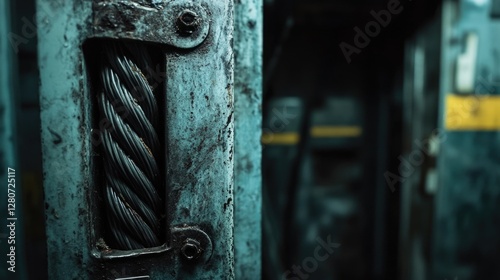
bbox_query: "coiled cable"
[98,41,163,250]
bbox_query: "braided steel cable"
[98,41,163,250]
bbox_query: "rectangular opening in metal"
[84,39,167,253]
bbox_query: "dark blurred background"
[262,0,500,279]
[3,0,500,279]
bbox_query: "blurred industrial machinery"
[262,0,500,280]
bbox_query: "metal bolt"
[181,238,202,261]
[177,10,199,36]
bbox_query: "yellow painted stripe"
[445,94,500,130]
[262,132,300,145]
[310,126,362,138]
[262,126,363,145]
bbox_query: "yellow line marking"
[310,126,362,138]
[262,126,362,145]
[445,94,500,130]
[262,132,299,145]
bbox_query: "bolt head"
[177,10,199,36]
[181,238,202,261]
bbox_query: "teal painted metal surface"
[0,0,27,279]
[433,0,500,279]
[38,0,235,278]
[37,1,96,278]
[233,0,263,278]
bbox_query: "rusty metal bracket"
[92,0,210,49]
[172,226,213,264]
[92,225,213,263]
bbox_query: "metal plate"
[92,1,210,49]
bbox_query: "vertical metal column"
[234,0,263,278]
[38,0,235,279]
[433,0,500,279]
[0,0,27,279]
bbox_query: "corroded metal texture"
[164,0,235,275]
[37,0,95,278]
[38,0,234,278]
[92,0,210,48]
[233,0,263,278]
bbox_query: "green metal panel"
[233,0,263,278]
[0,0,27,279]
[433,0,500,279]
[38,0,235,279]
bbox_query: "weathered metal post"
[233,0,263,278]
[0,1,27,279]
[38,0,235,278]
